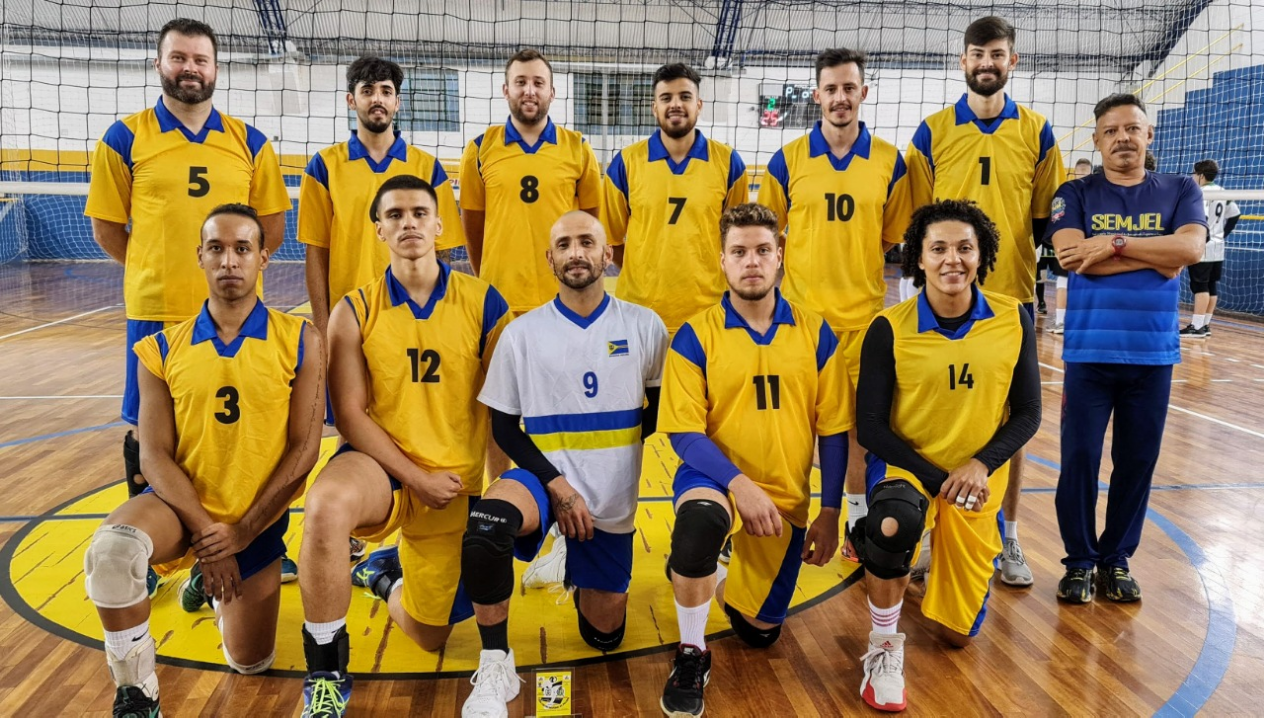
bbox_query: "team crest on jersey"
[608,339,629,357]
[1051,196,1066,222]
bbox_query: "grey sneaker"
[999,538,1033,586]
[1049,322,1065,335]
[909,532,931,582]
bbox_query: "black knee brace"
[724,603,782,648]
[669,499,731,579]
[123,430,145,498]
[862,480,928,580]
[576,601,626,652]
[462,499,522,605]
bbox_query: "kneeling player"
[657,204,852,717]
[854,200,1040,711]
[460,212,667,717]
[297,175,509,717]
[83,204,324,716]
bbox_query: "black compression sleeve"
[855,316,950,495]
[641,386,661,440]
[1033,217,1052,249]
[1223,215,1239,238]
[972,307,1043,473]
[490,408,562,484]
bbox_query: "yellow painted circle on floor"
[1,435,858,677]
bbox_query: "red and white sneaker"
[860,631,906,712]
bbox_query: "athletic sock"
[675,600,710,650]
[388,577,404,598]
[846,493,869,531]
[1192,314,1207,329]
[304,618,346,646]
[1005,520,1018,542]
[477,619,510,653]
[104,620,151,662]
[869,599,902,635]
[1055,308,1066,324]
[714,561,729,586]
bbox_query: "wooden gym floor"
[0,261,1261,717]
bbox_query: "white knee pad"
[85,524,154,609]
[224,647,275,675]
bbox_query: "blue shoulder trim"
[727,148,748,190]
[1037,120,1056,166]
[888,151,908,200]
[766,150,790,194]
[607,152,630,200]
[304,153,330,190]
[155,332,170,363]
[245,124,268,159]
[101,121,135,172]
[816,319,839,372]
[480,285,510,358]
[343,295,360,328]
[670,323,707,374]
[431,160,450,186]
[911,122,935,175]
[295,323,306,374]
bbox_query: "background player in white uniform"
[1183,159,1241,338]
[460,211,667,718]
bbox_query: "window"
[348,67,458,133]
[573,72,656,136]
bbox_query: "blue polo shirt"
[1050,171,1205,365]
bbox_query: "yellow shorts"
[354,488,475,627]
[907,464,1010,636]
[722,510,807,625]
[833,328,866,393]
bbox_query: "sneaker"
[301,672,352,718]
[860,631,906,712]
[179,564,205,612]
[718,537,733,565]
[281,554,299,583]
[999,538,1034,587]
[1096,566,1142,602]
[113,685,161,718]
[522,533,567,589]
[462,649,522,718]
[1056,567,1095,604]
[349,537,368,563]
[352,546,402,601]
[146,568,161,599]
[660,644,711,717]
[909,532,931,582]
[1049,322,1065,335]
[1037,301,1048,315]
[842,518,865,564]
[1179,324,1206,339]
[108,635,161,718]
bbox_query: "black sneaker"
[1096,566,1142,602]
[113,685,161,718]
[1179,324,1206,339]
[718,537,733,565]
[1056,567,1095,604]
[661,644,711,717]
[1037,301,1048,315]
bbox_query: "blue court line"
[0,421,126,450]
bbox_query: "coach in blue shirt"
[1049,93,1206,605]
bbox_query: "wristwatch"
[1111,235,1128,259]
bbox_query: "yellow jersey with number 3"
[133,300,309,523]
[904,95,1065,303]
[459,118,603,313]
[85,99,292,322]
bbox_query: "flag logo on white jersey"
[608,339,629,357]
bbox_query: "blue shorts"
[143,487,290,582]
[123,319,168,425]
[498,468,634,594]
[1021,302,1035,322]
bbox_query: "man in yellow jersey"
[85,18,293,589]
[757,48,911,559]
[459,48,604,315]
[903,16,1065,586]
[603,62,748,333]
[83,204,324,718]
[853,200,1040,712]
[296,175,510,718]
[657,204,853,718]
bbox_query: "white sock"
[304,617,346,645]
[388,577,404,598]
[869,599,902,635]
[1005,520,1018,542]
[1192,314,1207,329]
[846,493,868,530]
[714,561,728,586]
[1055,308,1066,324]
[675,600,710,649]
[104,621,151,661]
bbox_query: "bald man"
[460,212,668,716]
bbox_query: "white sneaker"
[1000,538,1034,587]
[522,528,567,589]
[1049,322,1065,335]
[462,649,522,718]
[860,631,906,712]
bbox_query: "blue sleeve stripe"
[767,150,791,198]
[607,152,630,200]
[304,153,330,191]
[911,122,935,176]
[670,323,707,373]
[473,133,485,149]
[101,121,135,172]
[295,324,306,374]
[245,124,268,159]
[480,286,509,358]
[1037,120,1056,166]
[524,408,643,435]
[155,332,170,363]
[727,148,748,190]
[343,295,360,328]
[816,319,839,372]
[431,160,449,186]
[888,152,908,200]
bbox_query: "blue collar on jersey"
[348,131,409,173]
[648,130,710,175]
[155,97,225,144]
[386,262,451,320]
[553,292,611,330]
[722,289,795,346]
[191,298,269,357]
[808,121,872,171]
[953,93,1019,134]
[504,117,558,154]
[916,285,994,340]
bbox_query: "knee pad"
[85,524,153,609]
[723,603,782,648]
[123,431,145,498]
[669,499,731,579]
[225,647,275,675]
[462,499,522,605]
[862,480,928,580]
[576,605,626,652]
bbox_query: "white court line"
[1168,405,1264,440]
[0,395,123,400]
[0,305,120,341]
[1040,361,1065,374]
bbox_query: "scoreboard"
[759,83,815,128]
